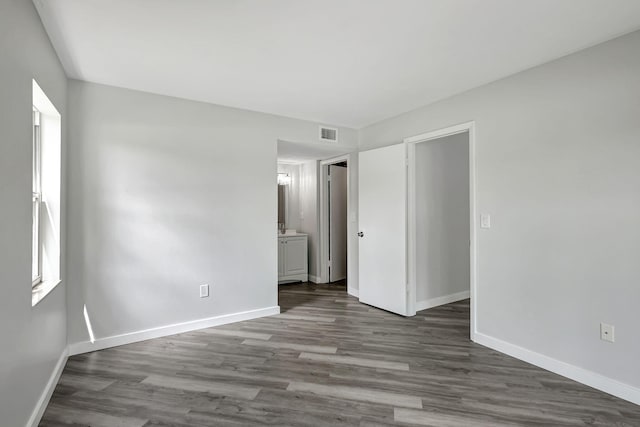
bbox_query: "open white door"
[329,164,348,282]
[358,143,411,316]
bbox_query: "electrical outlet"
[600,323,614,343]
[200,284,210,298]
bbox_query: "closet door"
[329,164,348,282]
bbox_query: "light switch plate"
[480,214,491,229]
[200,284,210,298]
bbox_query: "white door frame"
[404,121,477,337]
[318,154,351,285]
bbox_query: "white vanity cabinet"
[278,234,308,283]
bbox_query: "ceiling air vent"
[319,126,338,143]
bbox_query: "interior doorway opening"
[406,122,476,337]
[414,132,470,306]
[275,142,355,310]
[275,140,355,288]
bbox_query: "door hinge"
[328,259,332,267]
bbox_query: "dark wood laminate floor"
[41,282,640,426]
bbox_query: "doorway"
[275,137,357,297]
[275,146,355,312]
[407,122,476,336]
[319,155,350,287]
[357,122,476,337]
[413,132,470,304]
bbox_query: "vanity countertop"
[277,232,308,237]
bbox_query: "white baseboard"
[416,290,470,311]
[27,348,68,427]
[347,287,359,298]
[68,306,280,356]
[474,332,640,406]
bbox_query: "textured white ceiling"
[36,0,640,128]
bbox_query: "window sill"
[32,279,62,307]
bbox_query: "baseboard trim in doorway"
[347,287,359,298]
[68,306,281,356]
[416,290,470,312]
[27,347,68,427]
[474,332,640,406]
[308,275,321,284]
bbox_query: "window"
[31,79,62,306]
[32,108,42,286]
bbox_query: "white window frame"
[32,107,42,287]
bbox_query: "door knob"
[357,232,364,237]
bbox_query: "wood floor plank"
[39,281,640,426]
[299,352,410,371]
[287,381,424,409]
[56,373,116,392]
[141,374,260,400]
[41,404,148,427]
[198,328,272,340]
[241,338,338,354]
[394,408,519,427]
[272,313,337,322]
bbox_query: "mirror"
[278,183,288,232]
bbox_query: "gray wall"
[359,31,640,388]
[299,160,319,278]
[66,80,357,346]
[0,1,68,426]
[415,132,469,303]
